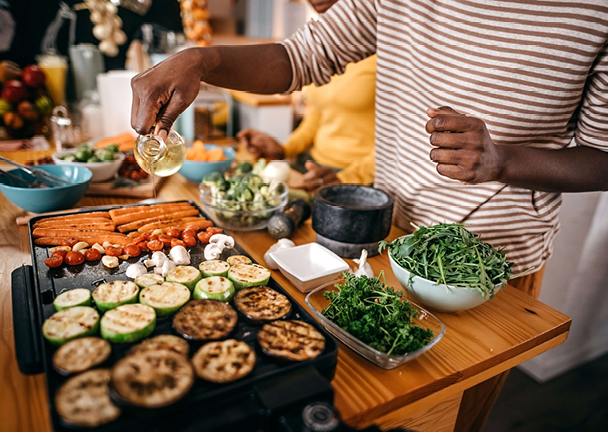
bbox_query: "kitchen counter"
[0,149,571,432]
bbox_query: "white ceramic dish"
[269,242,350,292]
[52,150,125,182]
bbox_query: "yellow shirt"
[282,55,376,184]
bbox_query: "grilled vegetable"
[234,286,291,323]
[55,369,121,428]
[198,259,230,277]
[257,320,325,362]
[53,337,111,375]
[193,276,235,302]
[111,350,194,408]
[139,282,191,316]
[227,263,271,291]
[128,334,190,357]
[192,339,256,383]
[42,306,100,346]
[173,299,237,341]
[92,280,139,312]
[134,273,164,289]
[165,265,202,291]
[226,255,252,266]
[53,288,91,311]
[100,304,156,343]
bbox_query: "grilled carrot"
[116,209,201,232]
[110,206,196,225]
[32,228,128,238]
[35,235,132,246]
[33,221,116,231]
[34,212,111,224]
[137,217,206,232]
[108,202,194,220]
[33,218,114,228]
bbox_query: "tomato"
[206,227,223,235]
[44,255,63,268]
[52,250,68,259]
[133,233,150,244]
[124,244,141,257]
[149,235,159,241]
[171,238,185,248]
[166,228,181,238]
[182,235,197,248]
[105,246,124,257]
[159,234,173,246]
[61,237,79,247]
[138,242,149,252]
[181,229,196,239]
[147,240,164,251]
[84,248,102,261]
[65,251,85,266]
[197,231,213,243]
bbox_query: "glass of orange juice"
[37,54,68,107]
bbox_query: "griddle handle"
[11,265,44,375]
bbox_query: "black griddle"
[12,201,339,432]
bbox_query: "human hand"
[131,48,205,139]
[236,129,285,159]
[301,161,340,191]
[425,106,504,184]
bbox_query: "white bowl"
[269,242,350,292]
[52,150,125,182]
[388,251,505,313]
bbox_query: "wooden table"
[0,150,571,432]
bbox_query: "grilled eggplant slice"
[227,263,271,291]
[42,306,99,346]
[100,304,156,343]
[173,299,237,341]
[192,339,256,383]
[198,259,230,277]
[257,320,325,362]
[234,286,291,323]
[53,337,111,375]
[128,334,190,357]
[53,288,91,311]
[111,349,194,408]
[55,369,121,428]
[165,265,202,291]
[193,276,235,302]
[139,282,191,316]
[226,255,252,266]
[92,280,139,312]
[134,273,164,289]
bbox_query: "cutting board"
[85,175,165,198]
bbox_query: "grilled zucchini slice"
[55,369,121,428]
[128,334,190,357]
[139,282,191,316]
[257,320,326,362]
[111,349,194,408]
[198,259,230,277]
[192,339,256,383]
[100,304,156,343]
[53,288,92,311]
[134,273,164,289]
[53,337,111,375]
[42,306,100,346]
[173,299,237,341]
[226,255,252,266]
[234,286,291,323]
[227,263,271,291]
[193,276,235,302]
[165,265,202,291]
[92,280,139,312]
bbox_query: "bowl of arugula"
[305,272,445,369]
[380,223,513,313]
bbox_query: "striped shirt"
[281,0,608,274]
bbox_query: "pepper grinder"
[267,199,312,239]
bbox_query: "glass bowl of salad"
[199,172,289,231]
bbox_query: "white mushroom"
[209,234,234,250]
[169,245,190,265]
[151,251,168,268]
[160,259,176,277]
[101,255,119,269]
[204,243,223,261]
[126,264,147,279]
[143,259,155,268]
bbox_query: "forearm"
[498,145,608,192]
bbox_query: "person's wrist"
[494,144,511,184]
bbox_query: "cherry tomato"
[138,242,149,252]
[182,235,197,248]
[206,227,223,235]
[124,244,141,257]
[61,237,79,247]
[159,234,173,246]
[105,246,124,257]
[149,235,159,241]
[147,240,164,251]
[197,231,213,243]
[44,255,63,268]
[181,229,196,239]
[171,238,185,248]
[133,233,150,244]
[166,228,181,238]
[84,248,102,261]
[52,249,68,259]
[65,251,85,266]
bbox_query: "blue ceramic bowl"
[0,165,92,213]
[178,144,235,183]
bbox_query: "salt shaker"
[50,106,78,151]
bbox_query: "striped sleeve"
[280,0,378,91]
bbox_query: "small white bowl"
[269,243,350,292]
[52,150,125,182]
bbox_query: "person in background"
[130,2,608,431]
[237,0,376,191]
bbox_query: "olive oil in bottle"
[134,130,186,177]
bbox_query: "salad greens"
[322,272,435,356]
[379,222,513,299]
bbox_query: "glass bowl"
[305,279,445,370]
[199,182,289,231]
